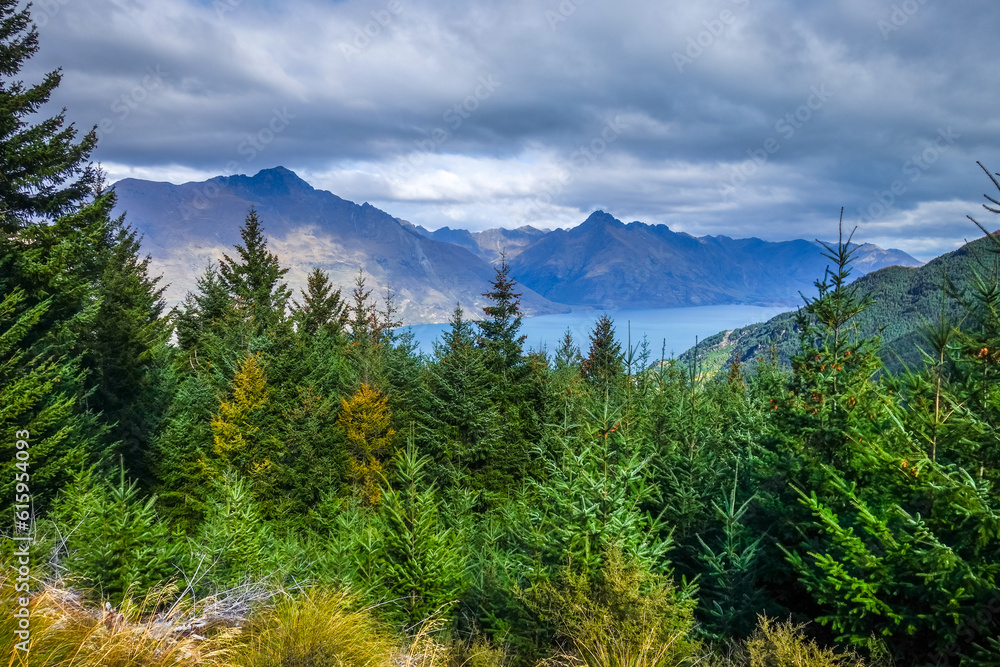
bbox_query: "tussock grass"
[0,579,236,667]
[228,587,393,667]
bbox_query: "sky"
[29,0,1000,260]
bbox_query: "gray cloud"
[30,0,1000,260]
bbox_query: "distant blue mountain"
[506,211,921,309]
[112,167,921,324]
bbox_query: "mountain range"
[111,167,921,324]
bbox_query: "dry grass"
[0,580,238,667]
[228,587,394,667]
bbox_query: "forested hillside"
[682,231,999,374]
[2,2,1000,666]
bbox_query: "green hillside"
[681,231,1000,374]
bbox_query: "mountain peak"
[218,166,314,195]
[580,210,624,229]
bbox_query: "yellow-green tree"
[338,383,394,504]
[211,353,274,481]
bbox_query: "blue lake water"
[398,304,793,359]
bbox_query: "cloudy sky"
[31,0,1000,260]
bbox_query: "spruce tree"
[476,254,526,374]
[83,220,170,484]
[218,208,291,334]
[174,262,234,355]
[338,383,395,505]
[581,314,624,389]
[554,328,582,372]
[0,0,97,226]
[425,305,497,487]
[0,289,87,509]
[377,441,467,628]
[291,267,348,337]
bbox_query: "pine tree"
[149,371,218,530]
[338,383,395,504]
[377,441,466,628]
[0,0,97,226]
[554,328,582,372]
[211,353,281,489]
[52,468,180,606]
[425,305,497,487]
[193,470,275,589]
[0,289,87,509]
[476,254,526,374]
[581,314,624,389]
[291,267,348,337]
[218,208,291,335]
[173,262,234,355]
[83,219,171,484]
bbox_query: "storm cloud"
[32,0,1000,259]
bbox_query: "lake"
[398,304,793,359]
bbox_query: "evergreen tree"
[554,328,582,372]
[581,314,624,390]
[0,0,97,226]
[149,371,219,530]
[210,353,280,490]
[476,254,526,374]
[338,383,395,505]
[52,468,180,606]
[193,469,275,589]
[218,208,291,335]
[0,289,87,509]
[173,262,234,355]
[291,267,348,337]
[83,220,170,484]
[377,441,467,628]
[424,305,497,488]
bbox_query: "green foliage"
[218,208,291,335]
[193,469,275,589]
[376,441,468,628]
[521,547,699,667]
[53,468,180,606]
[525,404,673,579]
[477,254,527,375]
[696,472,770,640]
[582,314,625,390]
[0,289,87,509]
[0,0,97,224]
[292,267,349,337]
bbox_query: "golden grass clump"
[0,580,236,667]
[229,587,394,667]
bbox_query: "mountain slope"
[507,211,921,309]
[680,234,997,373]
[112,167,569,324]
